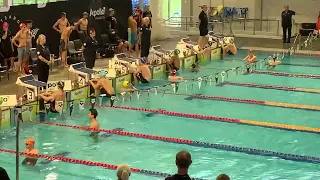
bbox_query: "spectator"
[83,28,99,69]
[0,167,10,180]
[139,17,151,59]
[106,21,129,53]
[106,8,117,30]
[36,34,53,84]
[1,22,15,71]
[198,5,209,49]
[281,5,302,43]
[165,150,192,180]
[216,174,230,180]
[143,5,152,27]
[116,164,131,180]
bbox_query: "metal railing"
[163,16,282,36]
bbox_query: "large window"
[12,0,57,6]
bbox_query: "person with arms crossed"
[198,5,209,49]
[60,25,76,68]
[52,12,70,34]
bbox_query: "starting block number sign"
[0,95,17,107]
[27,88,36,101]
[78,74,86,86]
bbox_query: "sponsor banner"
[70,86,89,101]
[0,108,11,130]
[0,95,17,107]
[115,74,131,93]
[211,48,221,61]
[46,80,72,91]
[21,101,38,121]
[183,55,196,69]
[152,64,166,79]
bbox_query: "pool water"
[1,50,320,180]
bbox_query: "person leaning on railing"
[36,34,53,85]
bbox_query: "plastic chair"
[68,41,82,58]
[73,39,83,51]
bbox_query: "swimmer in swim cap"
[39,82,66,113]
[267,54,281,68]
[167,49,181,71]
[89,70,115,97]
[123,57,151,83]
[22,138,38,166]
[168,69,183,81]
[116,164,131,180]
[120,80,137,92]
[88,108,100,137]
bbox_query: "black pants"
[140,43,150,58]
[37,63,49,87]
[282,25,292,43]
[85,55,96,69]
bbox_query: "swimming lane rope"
[279,63,320,68]
[148,91,320,111]
[251,70,320,79]
[83,104,320,134]
[24,120,320,164]
[222,81,320,94]
[0,148,206,180]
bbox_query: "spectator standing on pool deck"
[198,5,209,49]
[12,23,29,75]
[0,167,10,180]
[1,22,15,71]
[128,14,139,57]
[36,34,53,84]
[165,150,192,180]
[116,164,131,180]
[281,5,302,43]
[52,12,70,34]
[106,8,117,30]
[143,5,152,28]
[139,17,151,59]
[83,28,99,69]
[24,20,33,74]
[216,174,230,180]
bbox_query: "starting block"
[69,62,96,86]
[110,53,138,76]
[150,45,172,64]
[16,75,46,101]
[208,31,219,48]
[176,38,198,57]
[46,80,72,92]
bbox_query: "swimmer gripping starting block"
[176,38,198,57]
[150,45,172,64]
[16,75,46,101]
[69,63,96,86]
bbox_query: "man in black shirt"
[281,5,296,43]
[106,8,117,30]
[198,5,209,49]
[165,150,192,180]
[143,5,152,27]
[139,17,151,58]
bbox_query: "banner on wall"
[69,86,90,101]
[0,95,17,107]
[211,48,221,61]
[198,50,211,64]
[114,74,132,93]
[0,108,11,130]
[46,80,72,91]
[152,64,166,79]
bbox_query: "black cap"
[61,12,66,16]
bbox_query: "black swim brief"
[59,39,67,52]
[100,88,111,97]
[136,72,149,83]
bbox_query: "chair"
[73,39,83,51]
[30,48,38,67]
[68,41,83,58]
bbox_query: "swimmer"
[22,138,38,166]
[124,57,151,83]
[191,58,201,72]
[243,50,257,63]
[167,49,181,71]
[267,54,281,68]
[60,25,76,68]
[225,38,237,55]
[116,164,131,180]
[88,108,100,137]
[168,69,183,82]
[89,70,115,97]
[120,80,137,92]
[39,82,66,113]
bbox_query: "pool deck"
[0,36,319,96]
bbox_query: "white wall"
[262,0,319,23]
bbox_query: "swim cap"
[140,57,147,64]
[171,69,176,76]
[116,164,131,180]
[99,70,107,77]
[2,22,8,28]
[19,23,26,29]
[173,49,180,55]
[26,138,35,145]
[122,81,130,87]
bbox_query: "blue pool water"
[1,50,320,180]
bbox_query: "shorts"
[59,39,67,52]
[17,47,27,61]
[199,27,208,36]
[130,32,138,45]
[136,72,149,83]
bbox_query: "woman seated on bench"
[106,21,129,53]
